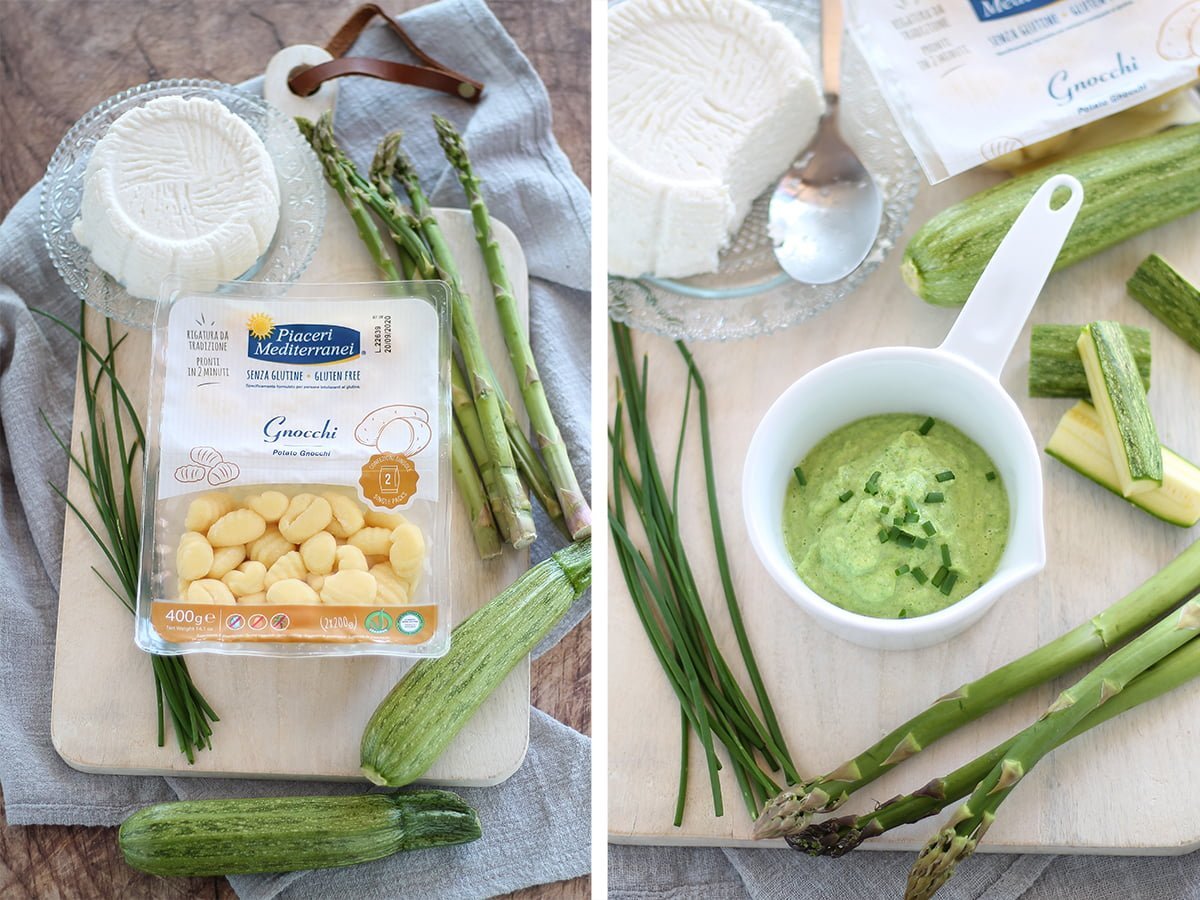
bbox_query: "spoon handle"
[821,0,843,100]
[940,174,1084,378]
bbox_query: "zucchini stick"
[1077,321,1162,496]
[1028,323,1149,399]
[433,115,592,540]
[1046,401,1200,528]
[1127,254,1200,354]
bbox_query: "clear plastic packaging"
[135,281,451,657]
[847,0,1199,182]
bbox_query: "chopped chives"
[888,526,902,541]
[986,471,997,482]
[878,527,891,543]
[921,520,936,536]
[895,564,910,576]
[865,471,882,494]
[925,491,944,503]
[894,516,906,526]
[839,489,854,503]
[904,497,918,516]
[904,511,920,524]
[931,565,949,588]
[914,537,928,549]
[880,506,890,516]
[793,466,807,486]
[896,530,916,547]
[918,416,935,435]
[935,470,955,482]
[898,608,909,618]
[941,543,952,568]
[940,571,959,596]
[911,567,928,584]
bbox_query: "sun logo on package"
[355,404,430,508]
[247,312,276,340]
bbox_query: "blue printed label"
[245,313,361,365]
[968,0,1058,22]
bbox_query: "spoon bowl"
[770,103,883,284]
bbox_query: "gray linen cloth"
[610,844,1200,899]
[0,0,590,896]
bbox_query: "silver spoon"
[769,0,882,285]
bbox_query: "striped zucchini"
[1029,323,1150,399]
[361,539,592,786]
[119,790,481,877]
[903,124,1200,306]
[1127,254,1200,354]
[1077,321,1162,496]
[1046,402,1200,527]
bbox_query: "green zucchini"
[118,790,481,877]
[1077,321,1162,495]
[361,538,591,786]
[1127,254,1200,354]
[1046,402,1200,527]
[903,125,1200,306]
[1029,323,1150,398]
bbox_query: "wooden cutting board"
[50,55,531,782]
[608,169,1200,852]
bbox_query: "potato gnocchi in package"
[136,281,451,657]
[847,0,1199,181]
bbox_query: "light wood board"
[608,169,1200,852]
[50,101,533,780]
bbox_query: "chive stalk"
[37,306,218,762]
[611,323,798,820]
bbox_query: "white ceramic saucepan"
[743,174,1083,651]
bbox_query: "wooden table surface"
[0,1,591,898]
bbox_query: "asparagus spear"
[451,357,512,544]
[451,416,502,559]
[907,595,1200,900]
[788,637,1200,856]
[297,116,504,558]
[298,117,403,283]
[373,133,537,550]
[433,115,592,540]
[306,113,436,281]
[451,358,563,525]
[754,537,1200,838]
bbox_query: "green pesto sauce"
[783,414,1009,619]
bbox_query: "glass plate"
[607,0,922,341]
[41,78,326,330]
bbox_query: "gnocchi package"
[136,281,451,657]
[846,0,1198,181]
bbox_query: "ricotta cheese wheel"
[608,0,824,278]
[72,95,280,300]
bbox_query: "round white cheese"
[608,0,824,278]
[73,95,280,300]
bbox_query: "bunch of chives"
[609,322,799,823]
[38,305,218,762]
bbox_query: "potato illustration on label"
[355,404,432,456]
[1159,1,1200,59]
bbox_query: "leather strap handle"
[288,2,484,102]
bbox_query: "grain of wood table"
[0,1,591,898]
